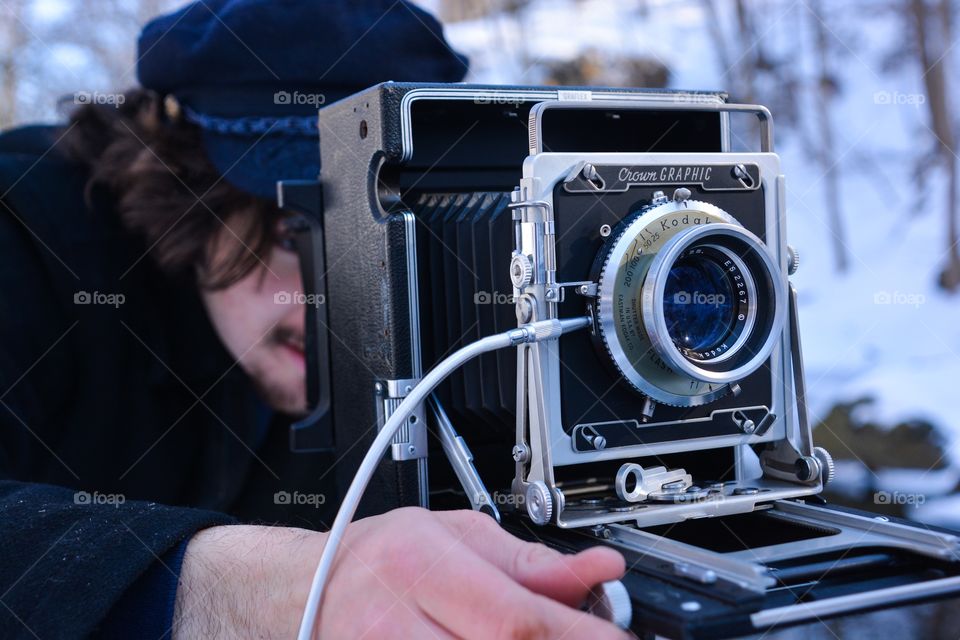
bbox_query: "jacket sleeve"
[0,163,235,639]
[0,480,233,639]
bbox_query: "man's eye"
[276,217,299,252]
[277,235,298,252]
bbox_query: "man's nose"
[283,299,307,332]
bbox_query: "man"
[0,1,629,638]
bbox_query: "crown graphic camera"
[280,84,960,638]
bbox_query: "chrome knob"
[786,245,800,276]
[813,446,835,485]
[585,580,632,629]
[510,253,534,288]
[525,481,553,526]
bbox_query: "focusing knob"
[786,245,800,276]
[813,446,835,485]
[510,253,534,288]
[585,580,633,629]
[525,481,553,525]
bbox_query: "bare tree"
[0,0,29,129]
[732,0,759,104]
[699,0,761,104]
[809,0,850,273]
[699,0,734,82]
[0,0,187,128]
[47,0,182,86]
[910,0,960,291]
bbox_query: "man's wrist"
[173,524,325,639]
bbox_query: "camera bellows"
[412,191,516,436]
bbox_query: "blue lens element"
[662,255,736,352]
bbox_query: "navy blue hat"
[137,0,468,199]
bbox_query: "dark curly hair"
[64,89,282,289]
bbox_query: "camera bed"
[503,500,960,639]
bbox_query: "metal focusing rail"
[736,501,960,564]
[600,501,959,594]
[602,518,775,594]
[750,575,960,627]
[591,500,960,628]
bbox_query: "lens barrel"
[595,200,785,407]
[641,223,783,386]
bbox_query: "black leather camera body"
[280,83,960,638]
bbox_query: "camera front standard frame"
[511,140,821,528]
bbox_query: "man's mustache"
[272,326,305,351]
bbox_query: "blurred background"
[1,0,958,636]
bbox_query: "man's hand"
[173,507,631,639]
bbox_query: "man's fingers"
[437,511,626,607]
[540,547,628,606]
[414,536,629,640]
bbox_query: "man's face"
[200,216,308,416]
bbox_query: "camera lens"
[642,224,778,385]
[662,252,737,353]
[595,198,785,407]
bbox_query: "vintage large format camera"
[280,84,960,638]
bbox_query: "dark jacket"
[0,125,337,638]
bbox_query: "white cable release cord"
[296,316,592,640]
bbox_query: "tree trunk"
[910,0,960,291]
[810,0,850,273]
[698,0,734,84]
[0,0,28,129]
[732,0,763,104]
